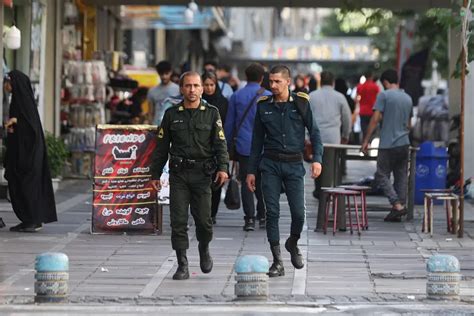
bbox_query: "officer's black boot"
[268,244,285,277]
[198,243,213,273]
[173,250,189,280]
[285,235,304,269]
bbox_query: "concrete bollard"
[426,254,461,300]
[34,252,69,303]
[234,255,269,300]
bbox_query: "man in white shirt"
[147,60,180,126]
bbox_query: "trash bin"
[415,142,448,204]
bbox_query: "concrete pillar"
[426,254,461,300]
[234,255,269,300]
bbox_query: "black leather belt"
[170,156,209,169]
[263,151,302,162]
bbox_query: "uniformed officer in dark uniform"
[246,65,323,277]
[151,71,229,280]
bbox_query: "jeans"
[237,154,266,221]
[375,145,409,206]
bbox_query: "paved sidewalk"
[0,161,473,308]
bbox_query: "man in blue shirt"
[246,65,323,277]
[224,63,271,231]
[362,69,412,222]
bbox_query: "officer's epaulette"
[296,91,310,101]
[257,95,270,103]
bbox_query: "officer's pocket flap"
[170,123,187,131]
[196,123,212,130]
[289,112,303,121]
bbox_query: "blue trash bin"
[415,142,448,205]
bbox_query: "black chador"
[4,70,57,232]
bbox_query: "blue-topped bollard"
[234,255,269,300]
[426,254,461,300]
[35,252,69,303]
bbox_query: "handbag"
[224,162,241,210]
[229,88,265,160]
[303,139,313,163]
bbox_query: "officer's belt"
[170,156,211,169]
[263,151,303,162]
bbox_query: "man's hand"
[151,180,161,192]
[311,162,322,179]
[361,140,369,155]
[341,137,349,144]
[246,174,256,192]
[4,117,17,129]
[214,171,228,187]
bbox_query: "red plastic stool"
[338,185,371,230]
[322,188,362,236]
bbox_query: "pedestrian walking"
[201,71,229,224]
[151,71,229,280]
[3,70,57,232]
[147,60,180,126]
[246,65,323,277]
[203,61,234,100]
[293,74,308,94]
[356,70,380,139]
[309,71,352,198]
[361,69,413,222]
[224,63,271,231]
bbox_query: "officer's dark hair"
[179,71,202,87]
[203,60,218,72]
[155,61,172,75]
[320,71,335,86]
[380,69,398,84]
[245,63,265,82]
[269,65,291,78]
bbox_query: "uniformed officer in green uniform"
[246,65,323,277]
[151,71,229,280]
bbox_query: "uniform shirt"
[309,86,352,144]
[373,89,413,149]
[147,82,180,126]
[151,100,229,179]
[357,79,380,116]
[224,82,271,156]
[248,93,323,174]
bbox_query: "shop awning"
[84,0,452,10]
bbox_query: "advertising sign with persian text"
[92,125,158,234]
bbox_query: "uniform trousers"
[169,168,213,250]
[259,157,306,244]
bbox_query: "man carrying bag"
[224,63,271,231]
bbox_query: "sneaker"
[384,210,402,222]
[243,219,255,231]
[9,222,27,232]
[259,219,266,229]
[19,223,43,232]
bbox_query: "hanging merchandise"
[61,59,108,177]
[4,25,21,50]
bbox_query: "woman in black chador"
[3,70,57,232]
[201,71,228,224]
